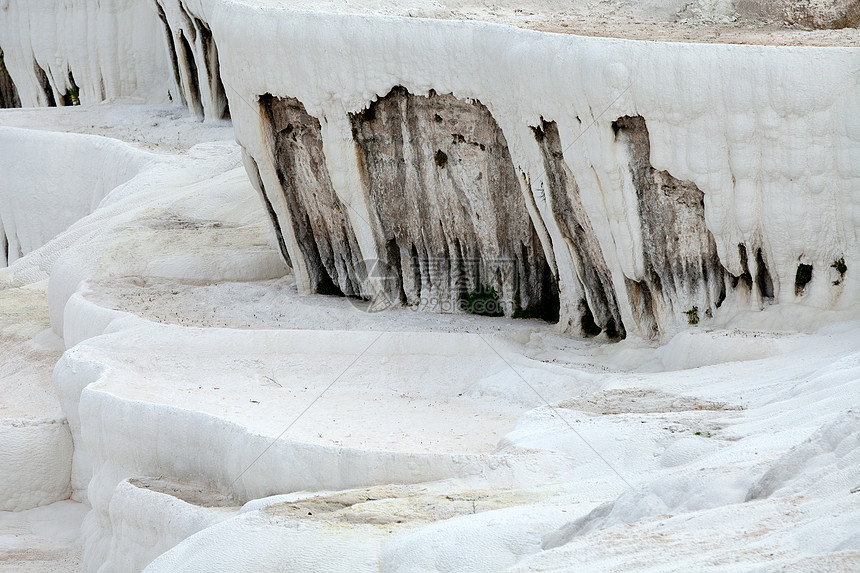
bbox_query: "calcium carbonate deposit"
[1,1,859,571]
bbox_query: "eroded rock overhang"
[48,1,857,340]
[200,6,858,339]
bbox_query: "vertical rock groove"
[613,115,725,336]
[177,30,203,119]
[534,121,624,338]
[33,61,56,107]
[260,94,365,297]
[350,87,556,318]
[154,1,186,107]
[193,17,230,120]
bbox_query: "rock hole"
[434,149,448,168]
[735,243,753,290]
[62,71,80,106]
[579,299,602,337]
[386,238,407,304]
[756,248,774,300]
[795,263,813,295]
[715,278,726,308]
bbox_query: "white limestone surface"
[0,127,154,268]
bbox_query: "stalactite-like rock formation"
[260,94,366,297]
[350,87,557,318]
[534,120,624,337]
[612,115,726,337]
[152,0,230,120]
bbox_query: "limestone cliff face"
[253,92,748,338]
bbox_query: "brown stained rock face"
[534,121,625,338]
[612,115,725,337]
[260,94,366,297]
[0,49,20,109]
[350,87,556,318]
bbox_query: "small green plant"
[63,86,80,106]
[684,306,699,325]
[832,257,847,285]
[465,286,503,317]
[434,149,448,168]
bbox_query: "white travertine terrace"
[0,1,858,572]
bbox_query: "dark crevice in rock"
[260,94,365,297]
[795,263,813,295]
[756,247,774,301]
[193,17,230,120]
[533,120,624,338]
[246,153,290,266]
[350,86,556,319]
[177,30,203,119]
[1,229,8,266]
[613,115,725,336]
[177,1,198,43]
[579,299,602,337]
[733,243,754,291]
[0,48,21,108]
[154,1,186,107]
[33,61,56,107]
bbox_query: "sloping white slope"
[0,127,154,268]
